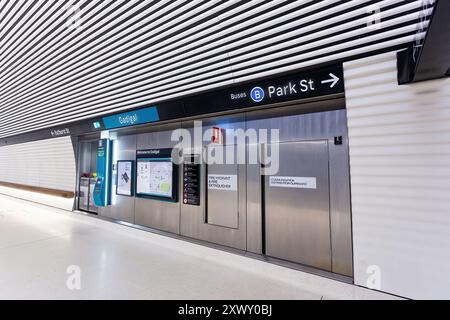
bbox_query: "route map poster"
[136,159,173,198]
[136,149,178,201]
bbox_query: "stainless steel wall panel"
[99,134,137,224]
[134,124,182,234]
[264,141,332,271]
[206,145,240,229]
[180,115,247,250]
[246,108,353,276]
[134,197,180,235]
[328,134,354,277]
[246,142,263,255]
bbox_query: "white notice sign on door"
[269,176,317,189]
[208,175,238,191]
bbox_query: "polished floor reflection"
[0,195,395,300]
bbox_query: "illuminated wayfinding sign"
[93,139,112,207]
[227,64,344,108]
[102,106,160,130]
[5,65,345,148]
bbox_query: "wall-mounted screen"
[136,149,178,202]
[116,161,134,196]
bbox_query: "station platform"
[0,194,397,300]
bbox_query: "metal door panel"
[264,140,332,271]
[180,115,247,250]
[247,108,352,276]
[134,127,181,234]
[206,145,239,229]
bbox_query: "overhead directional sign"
[321,73,341,88]
[1,64,344,146]
[225,64,344,108]
[102,106,160,130]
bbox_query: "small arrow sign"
[321,73,340,88]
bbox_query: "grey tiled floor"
[0,194,396,300]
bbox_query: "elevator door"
[264,140,332,271]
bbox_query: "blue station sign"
[102,106,160,129]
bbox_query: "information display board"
[116,161,134,196]
[183,154,201,206]
[136,149,178,202]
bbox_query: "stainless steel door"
[264,140,332,271]
[206,145,239,229]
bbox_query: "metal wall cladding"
[99,134,136,222]
[179,114,248,250]
[0,0,432,138]
[246,107,353,276]
[264,140,333,272]
[344,51,450,299]
[133,125,182,234]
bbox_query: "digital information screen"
[136,149,178,201]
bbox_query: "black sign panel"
[1,64,344,146]
[226,65,344,108]
[398,0,449,84]
[182,64,344,116]
[183,155,201,206]
[136,148,174,158]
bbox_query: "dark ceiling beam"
[398,0,450,84]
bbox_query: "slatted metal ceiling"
[0,0,432,139]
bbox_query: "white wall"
[344,51,450,299]
[0,186,75,212]
[0,136,76,210]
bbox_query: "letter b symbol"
[251,87,265,103]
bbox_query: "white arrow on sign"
[321,73,340,88]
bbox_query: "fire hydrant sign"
[208,175,238,191]
[270,176,317,189]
